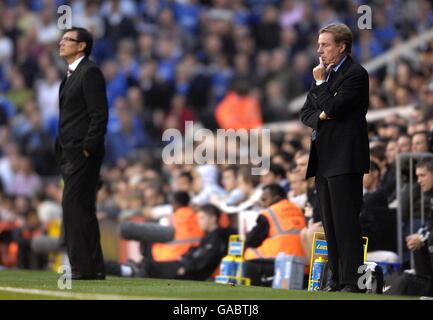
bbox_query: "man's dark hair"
[370,161,381,175]
[231,77,251,96]
[65,27,93,57]
[171,191,190,207]
[398,133,411,141]
[178,171,193,183]
[319,23,353,54]
[412,130,431,144]
[416,158,433,173]
[262,183,287,199]
[223,165,239,176]
[238,166,260,187]
[269,163,286,179]
[412,130,433,152]
[370,144,386,163]
[412,130,430,140]
[273,151,293,164]
[198,204,221,220]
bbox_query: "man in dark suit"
[56,27,108,280]
[300,24,370,292]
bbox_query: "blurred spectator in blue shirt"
[373,9,398,50]
[173,0,202,35]
[353,30,384,62]
[106,109,152,164]
[210,55,233,103]
[102,59,128,109]
[0,96,16,125]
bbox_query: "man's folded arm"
[311,69,368,119]
[299,94,322,130]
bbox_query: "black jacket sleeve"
[244,214,269,248]
[300,89,322,130]
[180,229,228,277]
[310,68,369,118]
[82,66,109,154]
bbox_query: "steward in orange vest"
[214,78,262,130]
[244,184,306,260]
[243,183,306,286]
[152,192,204,262]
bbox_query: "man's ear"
[339,43,346,54]
[79,42,86,53]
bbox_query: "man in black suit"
[56,27,108,280]
[300,24,370,292]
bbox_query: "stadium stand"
[1,0,433,292]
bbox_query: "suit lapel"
[59,57,88,103]
[328,55,353,90]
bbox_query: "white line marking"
[0,286,167,300]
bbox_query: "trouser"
[244,259,275,287]
[60,146,105,276]
[315,172,364,287]
[414,236,433,278]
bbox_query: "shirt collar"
[332,54,348,73]
[68,56,85,71]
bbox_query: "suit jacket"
[56,57,108,171]
[300,55,370,178]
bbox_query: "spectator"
[35,66,60,128]
[397,134,412,153]
[243,183,305,286]
[210,165,261,216]
[405,159,433,278]
[380,139,398,203]
[106,203,231,280]
[215,78,262,130]
[360,161,397,256]
[412,131,431,153]
[191,164,226,207]
[9,157,41,198]
[106,108,152,163]
[260,163,290,193]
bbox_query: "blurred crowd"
[1,0,433,280]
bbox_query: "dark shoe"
[125,260,144,277]
[71,272,106,280]
[105,261,121,276]
[340,285,366,293]
[318,284,341,292]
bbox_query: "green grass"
[0,270,417,300]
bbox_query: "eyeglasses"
[60,36,80,43]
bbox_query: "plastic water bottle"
[310,256,327,291]
[220,255,236,276]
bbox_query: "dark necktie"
[327,69,336,83]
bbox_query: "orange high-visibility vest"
[215,92,262,130]
[244,199,306,260]
[152,207,204,262]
